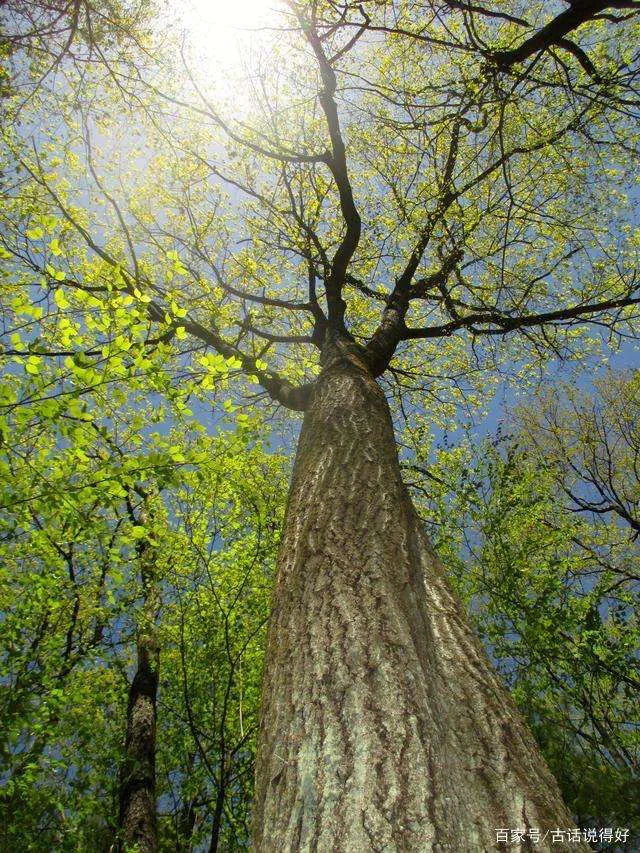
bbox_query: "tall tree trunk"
[252,340,586,852]
[118,520,160,853]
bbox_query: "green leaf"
[54,289,70,309]
[130,526,147,539]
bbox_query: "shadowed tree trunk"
[252,338,587,852]
[118,507,160,853]
[208,771,226,852]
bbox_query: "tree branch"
[490,1,637,72]
[403,293,640,340]
[299,11,362,330]
[19,152,312,412]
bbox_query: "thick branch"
[365,247,463,376]
[239,321,315,347]
[184,318,312,411]
[301,16,362,329]
[491,1,638,71]
[403,293,640,340]
[19,154,312,412]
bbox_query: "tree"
[0,351,285,850]
[159,440,286,850]
[117,489,162,852]
[410,372,639,841]
[2,0,639,848]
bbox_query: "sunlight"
[177,0,281,78]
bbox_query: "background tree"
[117,487,162,853]
[0,399,285,850]
[414,370,639,842]
[2,0,639,848]
[158,443,286,850]
[0,245,286,850]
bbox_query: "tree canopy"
[2,0,638,411]
[1,0,639,849]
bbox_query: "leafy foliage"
[1,0,640,847]
[0,331,286,848]
[415,372,640,838]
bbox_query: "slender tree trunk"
[252,340,587,852]
[176,797,197,851]
[208,779,225,853]
[118,524,160,852]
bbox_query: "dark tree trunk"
[176,797,197,851]
[252,340,587,851]
[118,531,160,853]
[208,778,226,852]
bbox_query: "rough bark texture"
[252,340,587,852]
[118,534,159,853]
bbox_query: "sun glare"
[178,0,281,78]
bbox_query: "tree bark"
[252,339,587,852]
[118,527,160,853]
